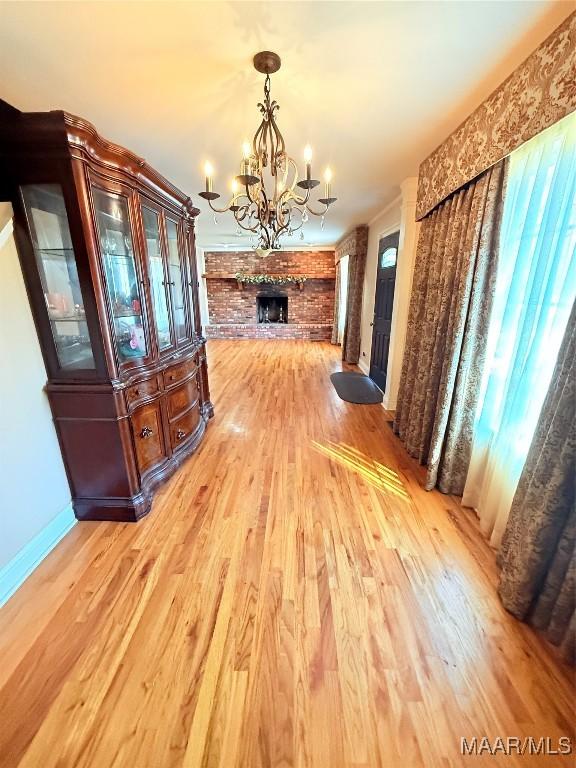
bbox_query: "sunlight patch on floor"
[311,440,410,500]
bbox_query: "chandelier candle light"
[199,51,337,256]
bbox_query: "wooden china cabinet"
[0,100,213,521]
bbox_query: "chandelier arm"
[259,184,270,224]
[266,120,275,173]
[235,202,262,234]
[256,218,271,249]
[234,205,252,223]
[274,218,291,244]
[204,190,252,215]
[285,157,299,192]
[275,199,290,230]
[253,120,266,163]
[246,180,263,207]
[272,208,294,246]
[285,216,304,235]
[283,186,310,207]
[206,197,233,215]
[305,201,331,217]
[234,215,260,234]
[287,206,307,233]
[270,112,285,163]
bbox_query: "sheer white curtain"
[462,113,576,547]
[337,255,349,344]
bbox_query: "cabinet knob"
[176,429,186,441]
[140,426,153,439]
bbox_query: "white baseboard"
[357,358,370,375]
[0,502,76,607]
[351,359,395,415]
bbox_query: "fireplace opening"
[257,295,288,324]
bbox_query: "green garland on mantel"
[235,273,307,286]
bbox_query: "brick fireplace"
[203,250,336,340]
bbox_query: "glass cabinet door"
[21,184,96,371]
[141,206,173,353]
[186,229,197,338]
[165,218,190,344]
[92,188,148,364]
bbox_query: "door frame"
[369,229,400,394]
[361,221,400,380]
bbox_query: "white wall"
[359,177,420,409]
[0,203,73,576]
[195,245,210,332]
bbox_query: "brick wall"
[206,324,332,341]
[204,250,336,341]
[204,249,335,277]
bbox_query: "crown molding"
[368,194,402,226]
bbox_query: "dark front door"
[369,231,399,393]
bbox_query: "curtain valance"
[415,12,575,221]
[335,226,367,263]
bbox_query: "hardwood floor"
[0,340,573,768]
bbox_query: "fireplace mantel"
[202,273,335,292]
[202,273,335,279]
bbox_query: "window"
[463,112,576,546]
[380,247,397,268]
[337,255,349,344]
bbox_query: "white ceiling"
[0,1,570,248]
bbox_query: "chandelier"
[198,51,337,255]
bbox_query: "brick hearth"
[203,250,336,340]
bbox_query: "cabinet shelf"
[35,248,75,261]
[37,247,74,252]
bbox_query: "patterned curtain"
[331,259,341,345]
[342,251,366,363]
[393,159,507,493]
[334,228,368,364]
[497,300,575,664]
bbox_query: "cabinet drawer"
[163,356,197,389]
[167,375,200,421]
[131,401,167,476]
[125,376,160,408]
[170,402,201,451]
